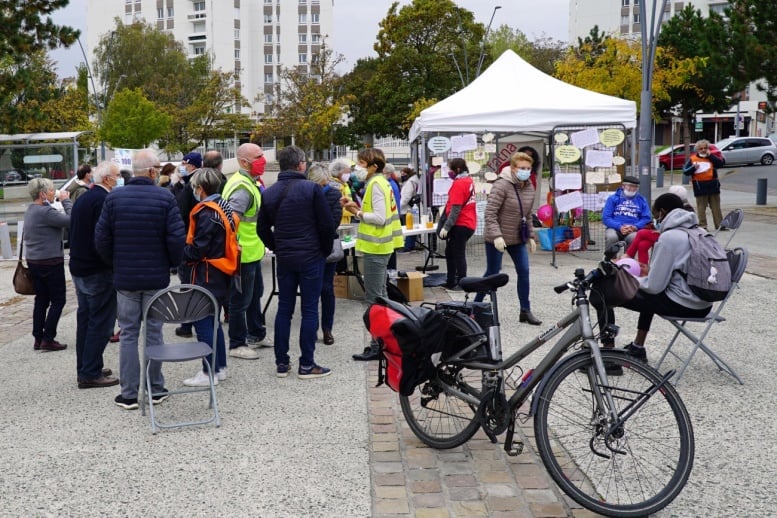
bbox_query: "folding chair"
[655,247,748,385]
[140,284,221,433]
[714,208,744,248]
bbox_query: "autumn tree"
[346,0,485,139]
[258,42,353,158]
[101,88,171,149]
[487,25,565,77]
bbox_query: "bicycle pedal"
[506,440,524,457]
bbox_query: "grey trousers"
[362,252,391,304]
[117,289,166,399]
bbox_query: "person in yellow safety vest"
[341,148,403,361]
[222,143,270,360]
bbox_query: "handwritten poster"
[570,128,600,149]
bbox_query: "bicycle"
[385,258,695,517]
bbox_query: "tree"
[101,88,171,149]
[0,0,78,63]
[258,42,353,158]
[486,25,565,77]
[346,0,485,139]
[726,0,777,109]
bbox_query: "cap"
[622,175,640,185]
[182,152,203,169]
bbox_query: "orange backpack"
[186,200,241,276]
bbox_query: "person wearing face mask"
[591,193,712,370]
[22,178,72,352]
[398,167,420,252]
[342,148,403,362]
[475,151,541,325]
[439,157,477,290]
[179,168,238,386]
[328,158,354,224]
[222,143,270,360]
[68,161,124,388]
[682,139,725,230]
[95,149,185,409]
[602,175,652,251]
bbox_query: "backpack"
[677,226,732,302]
[187,200,241,276]
[363,298,446,396]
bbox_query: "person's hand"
[494,237,506,252]
[57,189,70,201]
[527,238,536,254]
[339,196,350,207]
[439,228,448,239]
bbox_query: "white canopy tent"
[408,50,636,142]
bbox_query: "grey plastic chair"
[656,247,748,385]
[140,284,221,433]
[714,208,744,248]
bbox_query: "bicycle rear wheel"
[533,352,694,517]
[399,313,485,449]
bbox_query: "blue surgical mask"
[179,165,187,176]
[115,177,124,188]
[653,218,660,230]
[516,169,531,181]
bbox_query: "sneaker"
[276,363,291,378]
[183,370,217,387]
[175,326,193,338]
[114,394,139,410]
[298,363,331,379]
[217,368,227,382]
[624,342,648,362]
[247,335,274,349]
[228,345,260,360]
[150,389,170,404]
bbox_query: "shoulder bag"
[13,230,35,295]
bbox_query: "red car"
[657,144,723,170]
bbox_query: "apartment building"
[85,0,334,118]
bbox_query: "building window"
[633,12,640,23]
[265,54,273,63]
[299,54,307,63]
[193,21,205,33]
[157,8,163,19]
[299,13,307,23]
[622,0,629,5]
[299,34,307,43]
[167,7,174,18]
[193,2,205,12]
[311,33,321,43]
[311,13,319,23]
[266,93,274,104]
[234,49,240,59]
[621,15,629,25]
[193,45,205,56]
[234,29,240,39]
[264,14,273,23]
[299,0,307,4]
[264,34,273,43]
[264,73,273,83]
[634,0,640,4]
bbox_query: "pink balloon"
[537,204,553,226]
[616,257,641,277]
[573,207,583,218]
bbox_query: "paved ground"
[1,183,775,516]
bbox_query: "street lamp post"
[636,0,670,204]
[476,6,501,78]
[77,38,105,161]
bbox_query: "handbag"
[13,232,35,295]
[512,183,531,242]
[594,263,639,307]
[326,237,344,263]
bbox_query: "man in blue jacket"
[258,145,334,379]
[95,149,186,410]
[69,161,122,389]
[602,176,652,250]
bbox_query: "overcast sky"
[49,0,570,77]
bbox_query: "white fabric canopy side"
[409,50,636,142]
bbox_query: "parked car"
[657,144,723,170]
[714,136,777,166]
[0,169,27,184]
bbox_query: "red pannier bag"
[363,297,446,396]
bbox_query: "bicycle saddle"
[458,273,509,293]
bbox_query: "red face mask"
[250,156,266,177]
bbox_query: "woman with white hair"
[23,178,72,351]
[328,158,353,225]
[309,163,344,345]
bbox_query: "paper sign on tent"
[585,149,614,168]
[570,128,599,149]
[555,191,583,213]
[451,134,478,153]
[554,173,582,190]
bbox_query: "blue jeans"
[274,259,324,367]
[228,259,266,348]
[192,314,226,374]
[474,242,532,311]
[320,261,337,332]
[73,271,117,380]
[117,289,165,399]
[28,262,66,341]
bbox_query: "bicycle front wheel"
[533,352,694,517]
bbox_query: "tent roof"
[409,50,636,142]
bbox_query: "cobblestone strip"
[366,361,595,518]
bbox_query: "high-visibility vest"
[223,171,265,262]
[690,154,715,183]
[186,200,241,276]
[356,175,403,254]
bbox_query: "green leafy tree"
[486,25,565,77]
[346,0,485,139]
[258,42,353,158]
[0,0,78,62]
[100,88,171,149]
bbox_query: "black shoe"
[114,395,139,410]
[352,347,380,361]
[78,376,120,389]
[519,310,542,326]
[323,330,334,345]
[150,389,170,404]
[175,326,193,338]
[624,342,648,362]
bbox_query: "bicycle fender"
[528,349,631,417]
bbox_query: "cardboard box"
[333,274,348,299]
[396,271,426,302]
